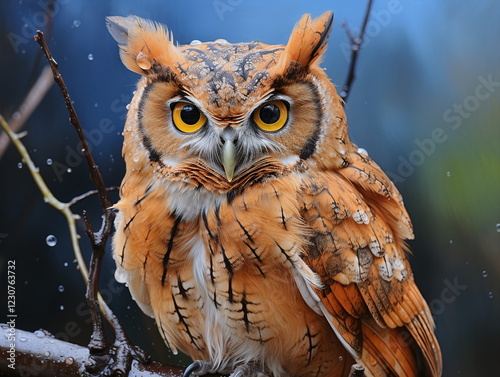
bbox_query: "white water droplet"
[482,270,488,278]
[58,285,65,293]
[357,147,369,156]
[59,305,65,311]
[44,351,51,357]
[88,53,94,61]
[46,158,53,165]
[65,357,74,365]
[72,19,81,28]
[34,330,45,338]
[19,337,27,342]
[94,102,99,107]
[17,162,23,169]
[46,235,57,247]
[449,239,453,244]
[63,262,68,267]
[66,168,72,173]
[446,171,451,177]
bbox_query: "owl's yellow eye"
[172,102,207,133]
[252,100,288,132]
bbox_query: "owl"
[106,11,442,377]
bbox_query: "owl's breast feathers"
[113,150,441,377]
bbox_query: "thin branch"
[0,115,87,283]
[340,0,374,104]
[0,65,54,159]
[34,30,112,211]
[34,29,147,374]
[67,187,119,207]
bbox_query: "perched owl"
[107,11,442,377]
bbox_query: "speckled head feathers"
[106,12,353,192]
[106,12,333,108]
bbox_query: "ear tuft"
[106,15,184,75]
[271,11,334,76]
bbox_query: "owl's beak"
[221,128,237,182]
[222,139,236,182]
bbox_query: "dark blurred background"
[0,0,499,375]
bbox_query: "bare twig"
[339,0,374,104]
[0,115,87,283]
[34,31,112,211]
[67,186,119,207]
[0,115,123,332]
[0,66,54,159]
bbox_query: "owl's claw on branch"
[227,363,269,377]
[183,360,215,377]
[349,363,366,377]
[183,360,269,377]
[86,336,150,376]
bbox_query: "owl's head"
[107,12,355,193]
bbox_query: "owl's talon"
[228,363,269,377]
[183,360,215,377]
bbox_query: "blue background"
[1,0,499,375]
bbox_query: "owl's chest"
[115,178,341,373]
[167,180,313,318]
[157,182,324,353]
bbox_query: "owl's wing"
[299,152,442,377]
